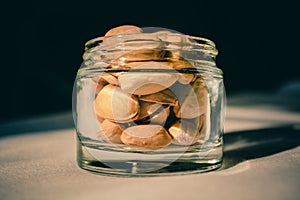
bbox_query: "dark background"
[1,0,299,122]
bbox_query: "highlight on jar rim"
[73,24,226,176]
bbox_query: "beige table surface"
[1,93,300,200]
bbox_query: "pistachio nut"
[168,58,196,84]
[94,84,139,122]
[100,73,119,85]
[117,59,195,85]
[169,81,194,104]
[136,101,170,125]
[173,77,209,119]
[97,119,123,144]
[96,115,105,123]
[169,58,194,69]
[153,30,186,42]
[104,25,142,36]
[92,73,118,85]
[111,61,166,69]
[92,73,118,94]
[121,125,172,148]
[112,49,172,64]
[101,25,143,59]
[152,31,200,61]
[95,80,108,95]
[118,58,194,70]
[177,73,196,84]
[146,106,170,125]
[138,88,178,106]
[137,101,163,120]
[168,115,205,145]
[118,62,178,95]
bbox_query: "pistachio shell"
[112,49,172,64]
[95,81,108,95]
[147,106,170,125]
[153,30,187,43]
[101,73,118,85]
[168,115,205,145]
[136,101,170,125]
[121,125,172,148]
[114,61,168,69]
[137,101,163,120]
[177,74,195,84]
[94,84,139,122]
[118,62,178,95]
[92,73,118,85]
[169,58,194,69]
[96,115,105,123]
[92,73,118,94]
[121,59,193,70]
[173,78,209,119]
[138,88,178,106]
[105,25,142,36]
[97,119,123,144]
[168,82,193,108]
[177,73,196,84]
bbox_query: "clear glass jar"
[72,27,226,176]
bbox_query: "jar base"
[77,138,223,177]
[78,159,222,177]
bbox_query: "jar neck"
[83,33,218,64]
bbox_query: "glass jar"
[72,27,226,176]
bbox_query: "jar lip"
[84,32,218,57]
[86,33,216,47]
[82,32,220,74]
[77,65,223,80]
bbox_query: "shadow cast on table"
[221,125,300,170]
[0,112,74,138]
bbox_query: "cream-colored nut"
[136,101,170,125]
[121,125,172,148]
[94,84,139,122]
[112,61,166,69]
[156,32,191,51]
[168,116,205,145]
[169,58,194,69]
[138,88,178,106]
[137,101,163,120]
[101,25,143,56]
[112,49,172,65]
[96,115,105,123]
[95,81,108,94]
[116,56,193,70]
[152,31,197,61]
[101,73,118,85]
[168,81,191,103]
[92,73,118,85]
[92,73,119,94]
[118,62,178,95]
[147,106,170,125]
[105,25,142,36]
[153,30,184,41]
[177,73,196,84]
[97,119,123,144]
[152,31,200,61]
[173,77,209,119]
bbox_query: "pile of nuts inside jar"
[92,25,209,149]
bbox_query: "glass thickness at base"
[77,138,223,177]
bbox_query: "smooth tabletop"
[1,93,300,200]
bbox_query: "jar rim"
[84,32,218,58]
[81,32,222,77]
[86,33,216,47]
